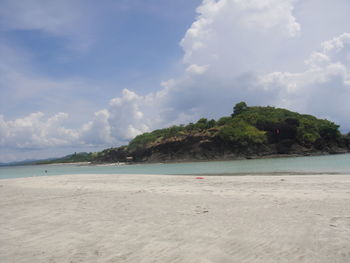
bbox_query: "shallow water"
[1,154,350,180]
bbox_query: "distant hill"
[93,102,350,163]
[0,158,50,166]
[0,152,96,166]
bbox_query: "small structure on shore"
[126,156,134,162]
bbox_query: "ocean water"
[1,154,350,180]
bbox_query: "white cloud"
[80,110,114,146]
[107,88,176,141]
[322,33,350,53]
[186,64,209,75]
[0,112,78,149]
[180,0,301,75]
[1,0,350,162]
[78,88,170,146]
[108,89,150,140]
[236,0,300,37]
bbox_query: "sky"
[0,0,350,162]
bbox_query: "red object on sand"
[196,177,204,179]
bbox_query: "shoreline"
[1,173,350,262]
[3,151,348,168]
[53,151,350,166]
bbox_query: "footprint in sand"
[195,206,209,214]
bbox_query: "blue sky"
[1,0,201,120]
[1,0,350,162]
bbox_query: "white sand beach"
[1,173,350,263]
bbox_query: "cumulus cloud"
[80,110,114,146]
[1,0,350,162]
[83,88,174,144]
[0,112,78,149]
[180,0,301,75]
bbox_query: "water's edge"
[1,153,350,180]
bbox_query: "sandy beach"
[1,173,350,263]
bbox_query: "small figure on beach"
[45,170,47,174]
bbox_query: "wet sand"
[1,173,350,262]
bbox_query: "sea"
[1,154,350,180]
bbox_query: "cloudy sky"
[1,0,350,162]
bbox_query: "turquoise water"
[1,154,350,180]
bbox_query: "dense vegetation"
[126,102,342,152]
[93,102,349,163]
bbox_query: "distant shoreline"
[2,151,349,167]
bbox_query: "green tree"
[232,101,248,116]
[318,120,340,141]
[218,120,266,147]
[207,119,217,128]
[217,116,232,126]
[195,118,209,130]
[296,119,320,146]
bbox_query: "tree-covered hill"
[92,102,350,163]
